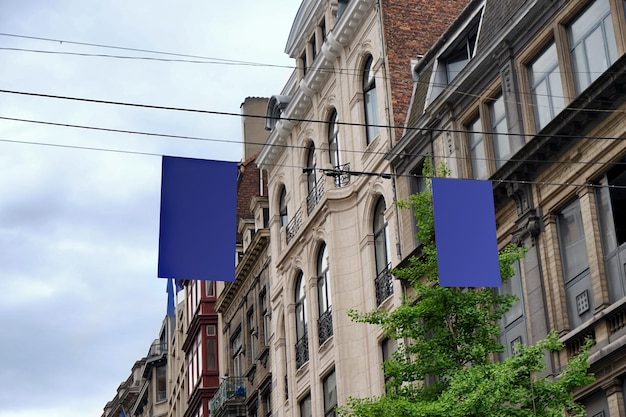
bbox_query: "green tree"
[341,162,594,417]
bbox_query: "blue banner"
[432,178,501,287]
[158,156,237,282]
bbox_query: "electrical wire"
[2,135,623,190]
[0,47,295,68]
[1,88,625,143]
[2,115,626,170]
[4,31,625,111]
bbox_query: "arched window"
[373,197,393,305]
[373,198,389,274]
[295,272,309,367]
[317,243,333,344]
[328,109,340,168]
[363,55,379,144]
[306,143,321,214]
[279,186,288,227]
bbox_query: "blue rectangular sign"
[432,177,501,287]
[158,156,237,282]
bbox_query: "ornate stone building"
[391,0,626,415]
[257,0,471,416]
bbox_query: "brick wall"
[380,0,471,141]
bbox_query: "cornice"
[258,0,375,170]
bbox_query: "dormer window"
[428,8,482,105]
[444,26,478,82]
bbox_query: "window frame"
[567,0,618,94]
[279,186,288,227]
[362,54,379,144]
[527,41,565,131]
[328,109,341,167]
[323,370,337,417]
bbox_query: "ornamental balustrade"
[295,332,309,368]
[208,376,247,416]
[318,309,333,345]
[375,266,394,306]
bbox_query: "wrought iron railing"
[306,177,325,215]
[208,376,247,415]
[286,207,303,244]
[375,266,394,306]
[295,333,309,368]
[332,163,351,187]
[318,309,333,345]
[147,339,167,357]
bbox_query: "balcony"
[208,377,246,416]
[318,309,333,345]
[286,206,303,245]
[328,163,351,188]
[295,333,309,368]
[306,177,325,215]
[147,339,167,358]
[375,266,394,306]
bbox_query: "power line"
[0,33,273,67]
[5,32,626,119]
[2,114,626,172]
[0,47,294,68]
[1,88,625,144]
[1,135,624,190]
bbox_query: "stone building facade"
[257,0,471,416]
[391,0,626,415]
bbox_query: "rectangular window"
[596,164,626,301]
[323,371,337,417]
[205,281,215,297]
[300,394,312,417]
[498,261,528,359]
[467,117,488,179]
[248,309,256,362]
[558,200,589,281]
[232,330,244,377]
[489,94,510,169]
[381,338,397,388]
[529,42,564,131]
[156,365,167,401]
[207,338,217,370]
[568,0,618,93]
[558,199,593,327]
[261,291,270,346]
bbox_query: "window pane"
[558,200,589,281]
[502,261,524,326]
[156,366,167,401]
[300,395,312,417]
[279,187,288,227]
[569,0,617,93]
[490,95,510,168]
[328,110,340,166]
[529,43,564,130]
[207,339,216,370]
[363,55,379,143]
[323,371,337,416]
[468,117,487,179]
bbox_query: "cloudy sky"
[0,1,299,416]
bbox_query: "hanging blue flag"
[158,156,238,282]
[166,278,175,317]
[120,408,127,417]
[432,177,501,287]
[175,279,185,293]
